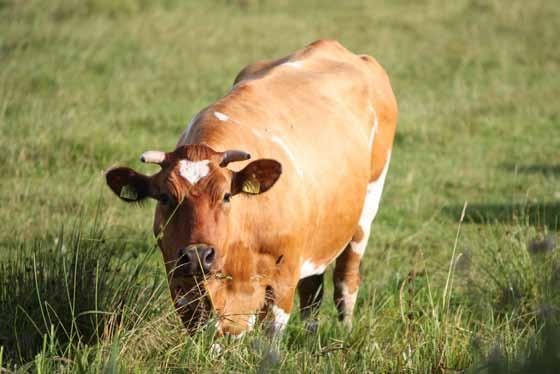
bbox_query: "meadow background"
[1,0,559,372]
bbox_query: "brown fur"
[105,39,397,335]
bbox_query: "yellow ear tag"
[241,178,260,194]
[120,184,138,200]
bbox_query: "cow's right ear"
[231,159,282,196]
[106,167,152,203]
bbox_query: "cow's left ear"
[231,159,282,195]
[106,167,153,203]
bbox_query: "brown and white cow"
[106,40,397,337]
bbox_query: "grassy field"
[1,0,559,372]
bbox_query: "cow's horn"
[140,150,166,165]
[220,150,251,167]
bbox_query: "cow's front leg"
[267,284,296,337]
[298,273,324,332]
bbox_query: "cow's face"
[105,144,282,334]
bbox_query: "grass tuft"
[0,221,163,367]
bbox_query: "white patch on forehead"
[368,105,378,151]
[351,151,391,256]
[284,61,302,68]
[178,159,210,185]
[214,111,229,122]
[271,305,290,332]
[299,259,327,279]
[270,135,303,177]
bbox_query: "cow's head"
[106,144,282,335]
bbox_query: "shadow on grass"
[0,226,162,365]
[443,202,560,230]
[501,163,560,177]
[469,323,560,374]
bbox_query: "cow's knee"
[266,286,295,338]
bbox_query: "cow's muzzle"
[175,244,215,277]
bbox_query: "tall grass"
[0,220,164,368]
[1,208,557,372]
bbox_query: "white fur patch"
[270,135,303,177]
[251,128,264,138]
[178,159,210,185]
[340,282,358,314]
[214,111,229,122]
[299,259,327,279]
[271,305,290,332]
[284,61,302,68]
[210,343,223,355]
[350,151,391,256]
[368,105,379,151]
[247,314,256,329]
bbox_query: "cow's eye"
[223,192,232,203]
[159,194,171,205]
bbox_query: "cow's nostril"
[202,247,215,271]
[178,249,192,265]
[175,245,215,276]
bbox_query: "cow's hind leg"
[298,274,324,332]
[333,162,389,328]
[333,241,363,329]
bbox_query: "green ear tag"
[120,184,138,200]
[242,178,260,194]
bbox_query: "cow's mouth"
[174,286,212,333]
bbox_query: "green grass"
[1,0,559,372]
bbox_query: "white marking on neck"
[270,135,303,177]
[178,159,210,185]
[214,111,229,122]
[368,105,378,151]
[271,305,290,332]
[299,259,327,279]
[350,151,392,256]
[284,61,302,69]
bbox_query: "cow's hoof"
[210,343,224,356]
[304,320,319,334]
[342,317,353,330]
